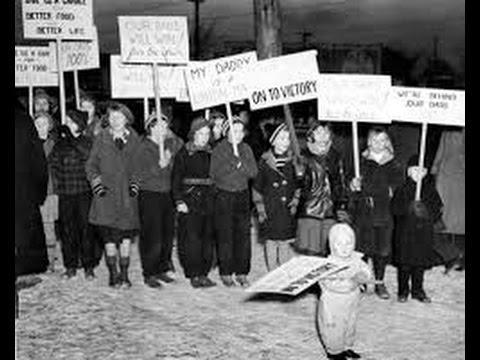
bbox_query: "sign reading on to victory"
[60,28,99,71]
[246,256,349,296]
[118,16,189,64]
[246,50,319,110]
[388,86,465,127]
[22,0,95,40]
[15,44,58,87]
[184,52,258,110]
[317,74,392,123]
[110,55,186,99]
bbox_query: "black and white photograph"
[14,0,465,359]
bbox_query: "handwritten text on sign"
[184,52,258,110]
[60,29,99,71]
[110,55,186,99]
[246,50,319,110]
[15,45,58,87]
[388,86,465,127]
[317,74,392,123]
[246,256,348,296]
[22,0,95,40]
[118,16,189,64]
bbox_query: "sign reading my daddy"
[15,44,58,87]
[22,0,95,40]
[246,50,319,110]
[317,74,392,123]
[184,52,258,110]
[118,16,189,64]
[388,86,465,127]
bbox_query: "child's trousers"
[317,288,360,355]
[264,240,295,272]
[397,265,426,297]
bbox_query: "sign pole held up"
[28,85,34,118]
[144,97,149,124]
[352,120,361,178]
[56,38,66,125]
[205,108,210,120]
[152,63,165,162]
[415,121,428,201]
[73,70,81,110]
[225,102,239,156]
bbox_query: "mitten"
[409,200,429,219]
[129,182,139,197]
[59,125,73,141]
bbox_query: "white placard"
[246,256,349,296]
[118,16,189,64]
[184,52,258,110]
[60,28,99,71]
[246,50,320,110]
[317,74,392,123]
[388,86,465,127]
[110,55,185,99]
[15,44,58,87]
[22,0,95,40]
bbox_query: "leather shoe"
[343,349,361,358]
[190,277,203,288]
[412,292,431,303]
[375,284,390,300]
[199,276,217,288]
[63,268,77,279]
[144,276,163,289]
[397,294,408,303]
[85,268,95,280]
[155,272,175,283]
[235,275,250,287]
[220,275,235,287]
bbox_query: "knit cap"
[264,122,288,144]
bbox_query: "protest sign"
[316,74,392,123]
[110,55,185,99]
[246,50,319,110]
[184,52,258,111]
[60,28,99,71]
[388,86,465,127]
[246,256,349,296]
[15,44,58,87]
[22,0,95,40]
[118,16,189,64]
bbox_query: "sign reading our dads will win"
[22,0,95,40]
[388,86,465,127]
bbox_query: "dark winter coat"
[252,150,300,240]
[15,103,49,276]
[172,144,214,215]
[49,133,92,195]
[85,127,141,230]
[297,147,343,220]
[392,177,443,267]
[349,155,403,255]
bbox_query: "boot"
[106,256,120,288]
[119,257,132,288]
[220,275,235,287]
[373,257,390,300]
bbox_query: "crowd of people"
[15,86,465,359]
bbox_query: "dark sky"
[15,0,465,71]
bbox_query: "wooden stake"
[415,121,428,201]
[56,38,66,125]
[205,108,210,120]
[352,120,361,178]
[144,97,149,124]
[152,63,165,161]
[226,102,239,156]
[73,70,81,110]
[28,86,34,118]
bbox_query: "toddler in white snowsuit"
[316,223,372,360]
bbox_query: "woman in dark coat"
[15,101,49,277]
[172,117,217,288]
[349,127,403,300]
[392,155,443,303]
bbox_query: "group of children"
[30,88,447,359]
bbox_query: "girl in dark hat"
[49,109,96,279]
[253,122,301,271]
[134,112,184,288]
[85,102,141,288]
[172,117,217,288]
[391,155,443,303]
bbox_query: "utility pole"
[187,0,206,59]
